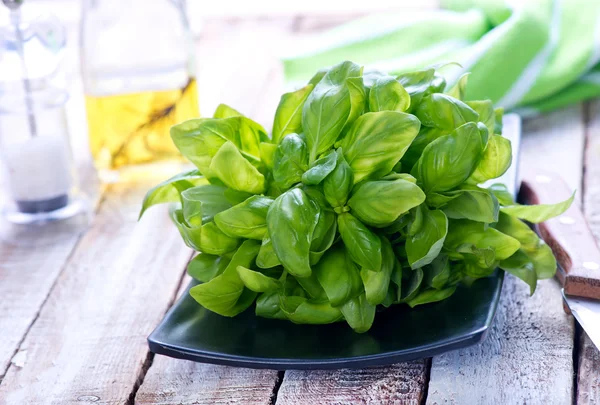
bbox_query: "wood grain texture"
[520,104,586,200]
[276,361,429,405]
[578,332,600,405]
[135,276,280,405]
[0,171,101,380]
[578,99,600,405]
[426,105,584,404]
[0,182,191,404]
[0,221,84,378]
[427,275,574,404]
[136,358,280,405]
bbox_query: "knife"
[496,114,600,350]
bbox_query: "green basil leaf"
[489,183,515,206]
[424,255,451,290]
[188,240,260,316]
[368,76,410,113]
[303,61,362,162]
[445,219,520,261]
[256,291,286,319]
[445,72,470,100]
[442,186,499,223]
[214,195,273,240]
[396,68,435,110]
[401,126,447,170]
[360,236,394,305]
[224,189,253,206]
[259,142,277,170]
[340,293,376,333]
[499,250,538,294]
[406,207,448,269]
[400,268,424,302]
[213,103,243,119]
[338,212,382,271]
[308,68,327,86]
[267,188,320,278]
[198,221,241,255]
[362,70,387,89]
[310,207,337,265]
[345,76,367,132]
[427,72,446,94]
[236,266,280,292]
[280,296,343,324]
[348,178,426,227]
[273,133,309,189]
[341,111,421,183]
[415,93,479,131]
[416,122,487,193]
[494,107,504,134]
[496,212,557,280]
[295,271,327,299]
[180,184,231,224]
[170,117,265,174]
[181,191,203,228]
[500,192,574,223]
[187,253,230,283]
[406,286,457,308]
[495,212,543,253]
[323,149,354,208]
[467,100,495,136]
[256,235,282,269]
[468,134,512,183]
[426,191,459,208]
[209,141,266,194]
[456,243,496,270]
[169,207,202,250]
[272,84,314,144]
[314,244,362,307]
[302,149,337,185]
[139,169,207,219]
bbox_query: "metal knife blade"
[562,291,600,348]
[497,114,600,350]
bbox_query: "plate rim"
[148,272,504,370]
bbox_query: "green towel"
[282,0,600,115]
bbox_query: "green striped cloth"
[282,0,600,115]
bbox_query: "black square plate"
[148,272,503,370]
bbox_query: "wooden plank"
[135,276,280,405]
[0,221,84,379]
[427,105,584,404]
[136,359,280,405]
[579,99,600,404]
[519,105,586,199]
[577,333,600,404]
[275,361,429,405]
[0,170,101,381]
[0,182,191,404]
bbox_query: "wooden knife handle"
[519,171,600,300]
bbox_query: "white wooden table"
[0,11,599,405]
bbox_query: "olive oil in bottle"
[85,78,199,175]
[80,0,197,182]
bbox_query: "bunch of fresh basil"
[139,61,573,333]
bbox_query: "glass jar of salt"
[0,1,87,224]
